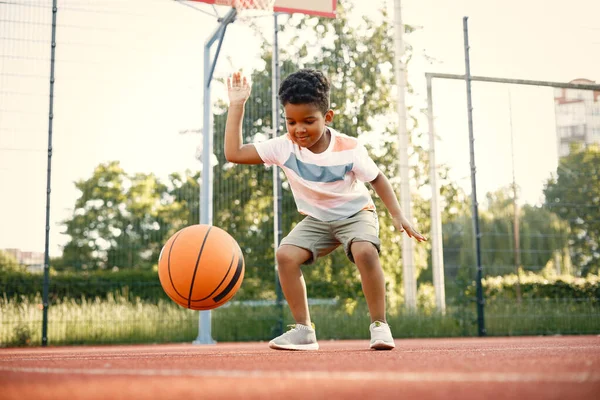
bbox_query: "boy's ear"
[324,109,334,124]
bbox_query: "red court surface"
[1,335,599,399]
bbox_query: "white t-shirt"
[254,127,380,221]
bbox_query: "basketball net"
[233,0,276,21]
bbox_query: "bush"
[0,269,168,303]
[1,268,275,304]
[468,271,600,301]
[3,267,599,307]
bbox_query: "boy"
[224,69,426,351]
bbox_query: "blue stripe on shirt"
[283,153,353,183]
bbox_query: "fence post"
[42,0,59,347]
[463,16,486,336]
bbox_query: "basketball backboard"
[191,0,337,18]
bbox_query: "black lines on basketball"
[187,226,213,308]
[190,246,235,303]
[213,243,244,303]
[167,230,187,302]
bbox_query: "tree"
[0,250,22,272]
[544,144,600,275]
[519,204,570,274]
[60,162,187,270]
[441,186,570,283]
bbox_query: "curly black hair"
[278,69,330,115]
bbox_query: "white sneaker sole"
[370,340,395,350]
[269,342,319,351]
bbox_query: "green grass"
[1,294,599,347]
[484,298,600,336]
[0,294,200,347]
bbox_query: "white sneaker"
[369,321,395,350]
[269,324,319,351]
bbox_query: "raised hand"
[227,71,251,105]
[392,215,427,242]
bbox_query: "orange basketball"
[158,224,245,310]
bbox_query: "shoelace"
[372,321,389,330]
[285,323,316,332]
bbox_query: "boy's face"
[284,103,334,151]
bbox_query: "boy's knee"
[276,245,312,268]
[276,247,300,268]
[350,241,379,265]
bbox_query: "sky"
[0,0,599,256]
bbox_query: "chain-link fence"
[427,73,600,336]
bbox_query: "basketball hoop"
[232,0,276,20]
[191,1,336,19]
[233,0,275,10]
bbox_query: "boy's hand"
[227,71,251,105]
[392,215,427,242]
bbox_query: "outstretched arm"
[370,171,427,242]
[224,72,263,165]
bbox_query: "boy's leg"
[350,241,386,324]
[334,211,385,322]
[270,244,319,351]
[351,241,395,350]
[270,217,337,351]
[334,211,395,350]
[276,244,313,326]
[276,216,338,326]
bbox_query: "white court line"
[401,345,600,353]
[1,366,599,383]
[2,345,599,362]
[0,352,288,362]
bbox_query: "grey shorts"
[280,210,381,265]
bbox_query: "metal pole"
[271,12,284,336]
[392,0,416,309]
[195,8,237,345]
[42,0,58,347]
[425,73,600,91]
[463,16,485,336]
[508,90,522,303]
[426,75,446,313]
